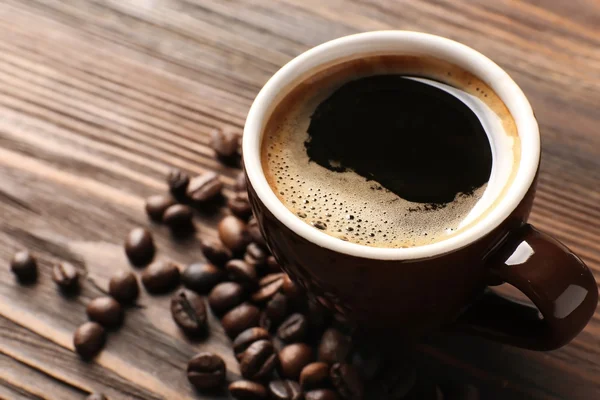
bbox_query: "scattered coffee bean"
[108,270,139,304]
[86,297,123,328]
[10,250,37,282]
[163,204,194,230]
[233,327,271,359]
[167,168,190,198]
[279,343,313,380]
[244,243,267,270]
[222,302,261,338]
[125,228,155,266]
[277,313,308,343]
[218,216,251,253]
[86,393,107,400]
[300,362,331,390]
[235,171,247,192]
[171,289,207,336]
[319,329,352,364]
[52,262,79,291]
[141,260,180,294]
[228,192,252,219]
[247,217,266,248]
[229,380,268,400]
[305,389,341,400]
[330,363,364,400]
[187,172,223,203]
[265,293,289,327]
[259,311,274,332]
[74,322,105,359]
[200,237,233,267]
[266,255,281,273]
[182,262,224,293]
[240,339,278,381]
[252,273,285,304]
[210,127,240,158]
[208,282,246,315]
[187,352,226,390]
[226,259,258,289]
[351,345,383,382]
[282,274,304,304]
[145,195,176,222]
[268,380,303,400]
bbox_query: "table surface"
[0,1,599,399]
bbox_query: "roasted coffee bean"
[252,273,285,304]
[305,389,341,400]
[277,313,309,343]
[187,172,223,203]
[244,243,267,270]
[300,362,331,390]
[208,281,246,315]
[219,216,251,253]
[279,343,314,380]
[210,127,240,158]
[125,228,155,266]
[269,380,303,400]
[235,171,247,192]
[228,192,252,219]
[226,259,258,288]
[74,322,105,359]
[307,301,331,336]
[163,204,194,230]
[233,327,271,359]
[330,363,364,400]
[282,274,304,304]
[229,380,268,400]
[200,237,233,267]
[247,217,266,248]
[10,250,37,282]
[259,311,273,332]
[108,270,139,304]
[266,255,281,273]
[86,393,107,400]
[351,345,383,382]
[240,339,278,380]
[167,168,190,198]
[222,302,261,338]
[318,329,352,364]
[265,292,289,327]
[52,262,79,290]
[141,260,180,293]
[86,297,123,328]
[187,352,226,390]
[145,195,176,222]
[171,289,207,336]
[182,262,224,293]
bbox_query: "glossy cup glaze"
[243,31,598,350]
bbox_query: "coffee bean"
[141,260,180,293]
[222,302,261,338]
[108,270,139,304]
[233,327,271,358]
[305,389,341,400]
[259,311,274,332]
[74,322,105,359]
[86,393,107,400]
[228,192,252,219]
[125,228,155,266]
[229,380,268,400]
[210,127,240,158]
[187,352,226,390]
[318,329,352,364]
[219,216,251,253]
[244,243,267,270]
[52,262,79,290]
[279,343,313,380]
[171,289,207,336]
[10,250,37,282]
[187,172,223,203]
[240,339,278,380]
[282,274,304,304]
[167,168,190,198]
[265,292,289,327]
[145,195,176,222]
[208,282,246,315]
[252,273,285,304]
[351,345,383,382]
[86,297,123,328]
[182,262,224,293]
[200,237,233,267]
[330,363,364,400]
[235,171,247,192]
[226,259,258,289]
[277,313,308,343]
[268,380,303,400]
[247,216,266,248]
[163,204,194,230]
[300,362,331,390]
[266,255,281,273]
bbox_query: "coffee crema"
[261,55,519,248]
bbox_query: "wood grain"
[0,1,598,399]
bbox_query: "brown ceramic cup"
[242,31,598,350]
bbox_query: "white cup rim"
[243,31,539,261]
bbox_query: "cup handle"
[456,224,598,350]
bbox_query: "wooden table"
[0,1,598,399]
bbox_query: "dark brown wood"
[0,0,598,399]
